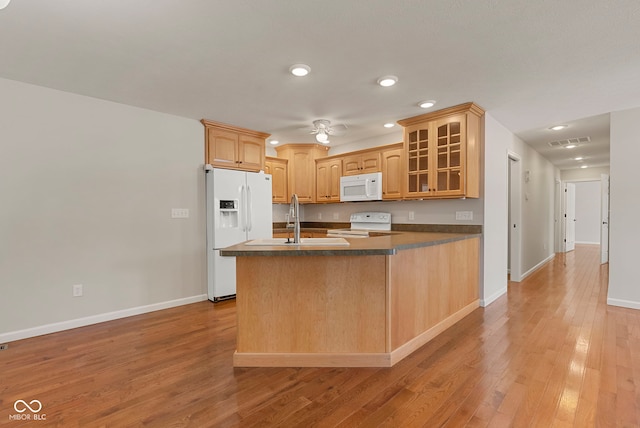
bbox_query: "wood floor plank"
[2,245,639,426]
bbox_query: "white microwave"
[340,172,383,202]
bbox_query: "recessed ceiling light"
[419,100,436,109]
[269,140,279,145]
[550,125,567,131]
[0,0,11,10]
[377,76,398,87]
[289,64,310,77]
[580,165,588,169]
[565,144,577,149]
[383,123,395,128]
[574,157,583,161]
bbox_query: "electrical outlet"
[408,211,415,221]
[171,208,189,218]
[333,213,339,220]
[318,213,322,220]
[455,211,473,221]
[73,284,83,297]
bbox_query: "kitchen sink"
[245,237,350,246]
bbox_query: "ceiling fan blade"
[328,123,348,136]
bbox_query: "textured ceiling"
[1,0,638,170]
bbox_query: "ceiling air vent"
[548,136,591,147]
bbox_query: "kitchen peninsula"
[221,231,480,367]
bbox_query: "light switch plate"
[171,208,189,218]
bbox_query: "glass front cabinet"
[398,102,484,199]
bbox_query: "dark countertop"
[220,231,480,257]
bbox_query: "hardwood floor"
[1,245,638,427]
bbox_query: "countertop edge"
[220,232,480,257]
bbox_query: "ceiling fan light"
[290,64,310,77]
[315,131,329,143]
[419,100,436,109]
[377,75,398,87]
[0,0,10,10]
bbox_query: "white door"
[565,183,576,252]
[245,172,273,240]
[600,174,610,263]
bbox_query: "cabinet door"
[208,128,238,168]
[265,158,288,203]
[361,152,381,173]
[405,124,432,197]
[238,134,265,171]
[316,159,341,202]
[316,162,330,201]
[290,149,315,202]
[433,114,466,197]
[342,155,362,176]
[382,148,403,200]
[328,160,342,201]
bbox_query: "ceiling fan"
[304,119,348,144]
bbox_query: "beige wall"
[0,78,207,340]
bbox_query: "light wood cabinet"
[397,102,484,199]
[201,119,269,172]
[342,151,381,176]
[264,157,288,203]
[275,144,329,203]
[315,158,342,203]
[380,144,404,200]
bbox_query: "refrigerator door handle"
[240,185,247,232]
[247,185,253,232]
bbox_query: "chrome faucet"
[287,193,301,243]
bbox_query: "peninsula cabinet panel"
[201,119,269,172]
[398,102,483,199]
[264,157,288,203]
[389,237,479,351]
[381,145,404,200]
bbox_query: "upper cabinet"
[397,102,484,199]
[264,157,288,203]
[201,119,269,172]
[275,144,329,203]
[380,144,404,200]
[342,151,381,176]
[316,158,342,203]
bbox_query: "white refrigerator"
[205,167,273,301]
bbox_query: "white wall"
[608,106,640,309]
[482,114,510,306]
[509,135,559,277]
[574,181,601,244]
[0,78,207,340]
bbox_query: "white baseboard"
[521,253,555,281]
[576,241,600,245]
[0,294,209,343]
[607,298,640,310]
[481,286,507,307]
